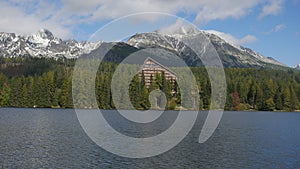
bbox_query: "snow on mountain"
[296,64,300,70]
[0,27,286,68]
[203,32,286,67]
[156,23,201,39]
[0,29,102,59]
[128,27,286,68]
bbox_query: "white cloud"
[0,1,71,38]
[0,0,285,39]
[265,24,287,34]
[271,24,286,32]
[205,30,257,45]
[194,1,262,23]
[239,35,258,45]
[59,0,282,24]
[259,0,284,19]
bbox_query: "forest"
[1,57,300,111]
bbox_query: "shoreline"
[0,107,300,113]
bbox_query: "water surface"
[0,109,299,168]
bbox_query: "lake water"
[0,108,299,168]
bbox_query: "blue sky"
[202,1,300,67]
[0,0,299,67]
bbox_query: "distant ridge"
[0,29,102,59]
[0,28,287,68]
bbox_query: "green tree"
[21,84,29,107]
[60,78,73,108]
[290,85,299,111]
[274,85,283,110]
[0,83,10,107]
[283,86,291,111]
[9,77,23,107]
[129,75,142,109]
[140,71,150,109]
[265,98,275,111]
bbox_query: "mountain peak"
[35,28,54,40]
[160,25,200,35]
[156,20,200,38]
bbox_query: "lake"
[0,108,299,168]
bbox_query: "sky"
[0,0,299,67]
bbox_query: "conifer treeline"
[1,58,300,111]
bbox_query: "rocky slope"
[0,28,287,68]
[0,29,102,59]
[128,28,285,68]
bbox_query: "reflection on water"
[0,109,300,168]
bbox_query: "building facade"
[139,57,177,87]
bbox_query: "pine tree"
[21,84,28,107]
[46,71,55,106]
[274,85,283,110]
[255,84,264,110]
[129,75,142,109]
[52,88,61,107]
[248,81,257,108]
[225,93,233,110]
[290,85,299,111]
[9,77,23,107]
[140,71,150,109]
[265,98,275,111]
[283,86,291,111]
[149,74,157,92]
[173,80,181,105]
[0,83,10,107]
[27,77,34,107]
[60,78,73,108]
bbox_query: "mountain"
[0,28,287,68]
[0,29,102,59]
[296,64,300,70]
[127,28,286,68]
